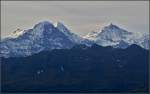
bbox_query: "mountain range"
[0,21,149,58]
[1,20,149,93]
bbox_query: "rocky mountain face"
[0,21,75,57]
[83,23,149,49]
[0,21,149,58]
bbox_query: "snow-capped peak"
[1,21,148,58]
[0,21,75,58]
[84,23,133,47]
[34,21,53,28]
[104,23,120,31]
[56,21,70,34]
[33,21,54,31]
[84,23,132,40]
[83,23,149,49]
[56,21,83,44]
[101,23,132,34]
[56,22,65,28]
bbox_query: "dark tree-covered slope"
[1,44,149,93]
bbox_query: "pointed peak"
[101,23,122,33]
[108,23,119,29]
[56,21,69,32]
[56,21,66,28]
[110,23,114,26]
[33,21,54,29]
[40,21,52,25]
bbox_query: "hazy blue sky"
[1,1,149,38]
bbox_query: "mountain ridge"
[83,23,149,49]
[1,43,148,92]
[0,21,149,58]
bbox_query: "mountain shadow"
[1,44,149,93]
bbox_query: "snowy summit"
[0,21,149,58]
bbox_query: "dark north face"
[1,44,149,93]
